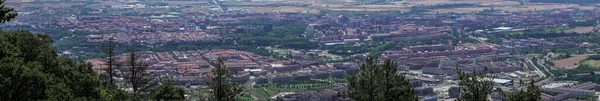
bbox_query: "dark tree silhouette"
[502,80,541,101]
[0,0,16,23]
[455,66,494,101]
[347,58,419,101]
[151,75,185,100]
[206,60,242,101]
[102,37,120,85]
[124,47,156,99]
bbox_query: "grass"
[255,80,333,98]
[322,77,347,83]
[581,60,600,68]
[265,83,330,92]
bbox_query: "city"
[3,0,600,101]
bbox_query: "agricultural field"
[553,55,593,69]
[429,7,488,14]
[255,80,333,98]
[329,5,410,11]
[495,4,578,12]
[565,26,596,33]
[581,60,600,68]
[399,0,519,6]
[244,7,320,14]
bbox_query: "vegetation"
[256,80,332,96]
[124,47,157,99]
[206,60,243,101]
[101,39,119,85]
[455,67,493,101]
[501,80,541,101]
[0,3,129,100]
[226,24,319,50]
[553,64,600,83]
[0,30,128,100]
[587,54,600,60]
[150,75,185,100]
[0,0,16,23]
[346,58,419,101]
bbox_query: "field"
[245,7,320,14]
[581,60,600,68]
[329,5,409,11]
[565,26,596,33]
[496,4,578,12]
[553,55,592,69]
[400,0,519,6]
[429,7,488,14]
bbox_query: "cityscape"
[3,0,600,101]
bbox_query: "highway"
[526,58,547,78]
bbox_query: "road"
[526,58,547,78]
[244,76,267,101]
[467,35,487,44]
[534,57,555,77]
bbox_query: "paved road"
[535,57,555,77]
[244,76,267,101]
[526,58,547,78]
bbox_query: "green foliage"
[0,0,17,23]
[502,81,541,101]
[226,24,318,50]
[483,30,584,40]
[587,55,600,60]
[150,82,185,100]
[346,58,419,101]
[555,53,572,60]
[368,42,397,58]
[0,30,117,100]
[456,66,494,101]
[150,75,185,100]
[568,20,598,28]
[553,64,600,84]
[207,60,243,101]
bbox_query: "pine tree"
[347,58,419,101]
[124,47,156,99]
[151,74,185,100]
[0,0,16,23]
[206,60,242,101]
[455,66,494,101]
[504,80,541,101]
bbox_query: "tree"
[102,37,120,85]
[346,58,419,101]
[0,2,130,101]
[151,75,185,100]
[124,47,156,99]
[0,0,17,23]
[503,80,541,101]
[0,30,107,100]
[206,60,242,101]
[455,67,494,101]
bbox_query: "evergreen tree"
[0,0,16,23]
[206,60,242,101]
[503,80,541,101]
[455,67,494,101]
[0,4,130,100]
[346,58,418,101]
[151,75,185,100]
[0,30,108,100]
